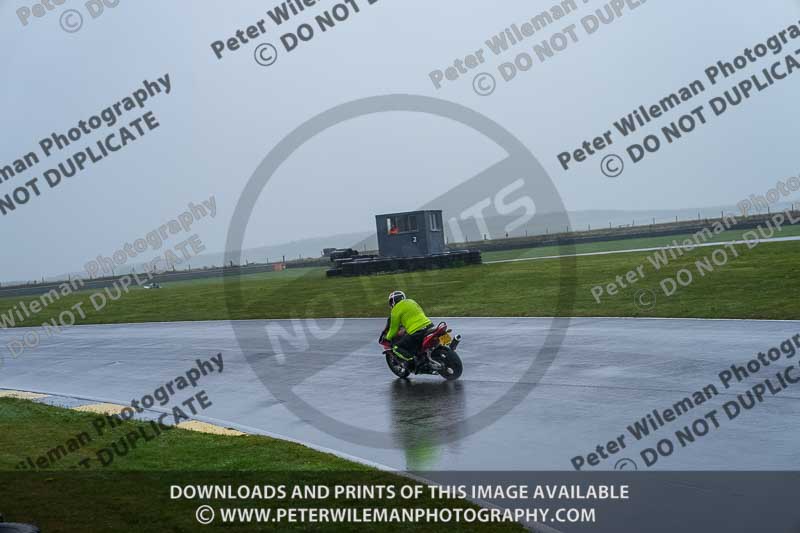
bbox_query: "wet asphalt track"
[1,317,799,472]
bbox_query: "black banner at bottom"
[0,471,798,532]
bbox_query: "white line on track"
[484,235,800,265]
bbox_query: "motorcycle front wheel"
[385,352,411,378]
[432,347,463,381]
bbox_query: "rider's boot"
[413,354,426,373]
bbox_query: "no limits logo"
[224,94,578,452]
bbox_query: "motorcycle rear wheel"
[432,347,463,381]
[385,352,411,378]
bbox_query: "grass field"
[479,224,800,262]
[1,235,796,531]
[0,398,522,532]
[1,237,798,326]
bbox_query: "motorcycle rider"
[384,291,433,370]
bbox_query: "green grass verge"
[1,240,799,326]
[480,224,800,262]
[0,398,522,532]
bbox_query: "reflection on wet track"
[1,317,798,471]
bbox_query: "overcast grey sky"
[1,0,799,281]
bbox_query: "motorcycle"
[379,321,463,381]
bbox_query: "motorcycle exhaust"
[450,334,461,351]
